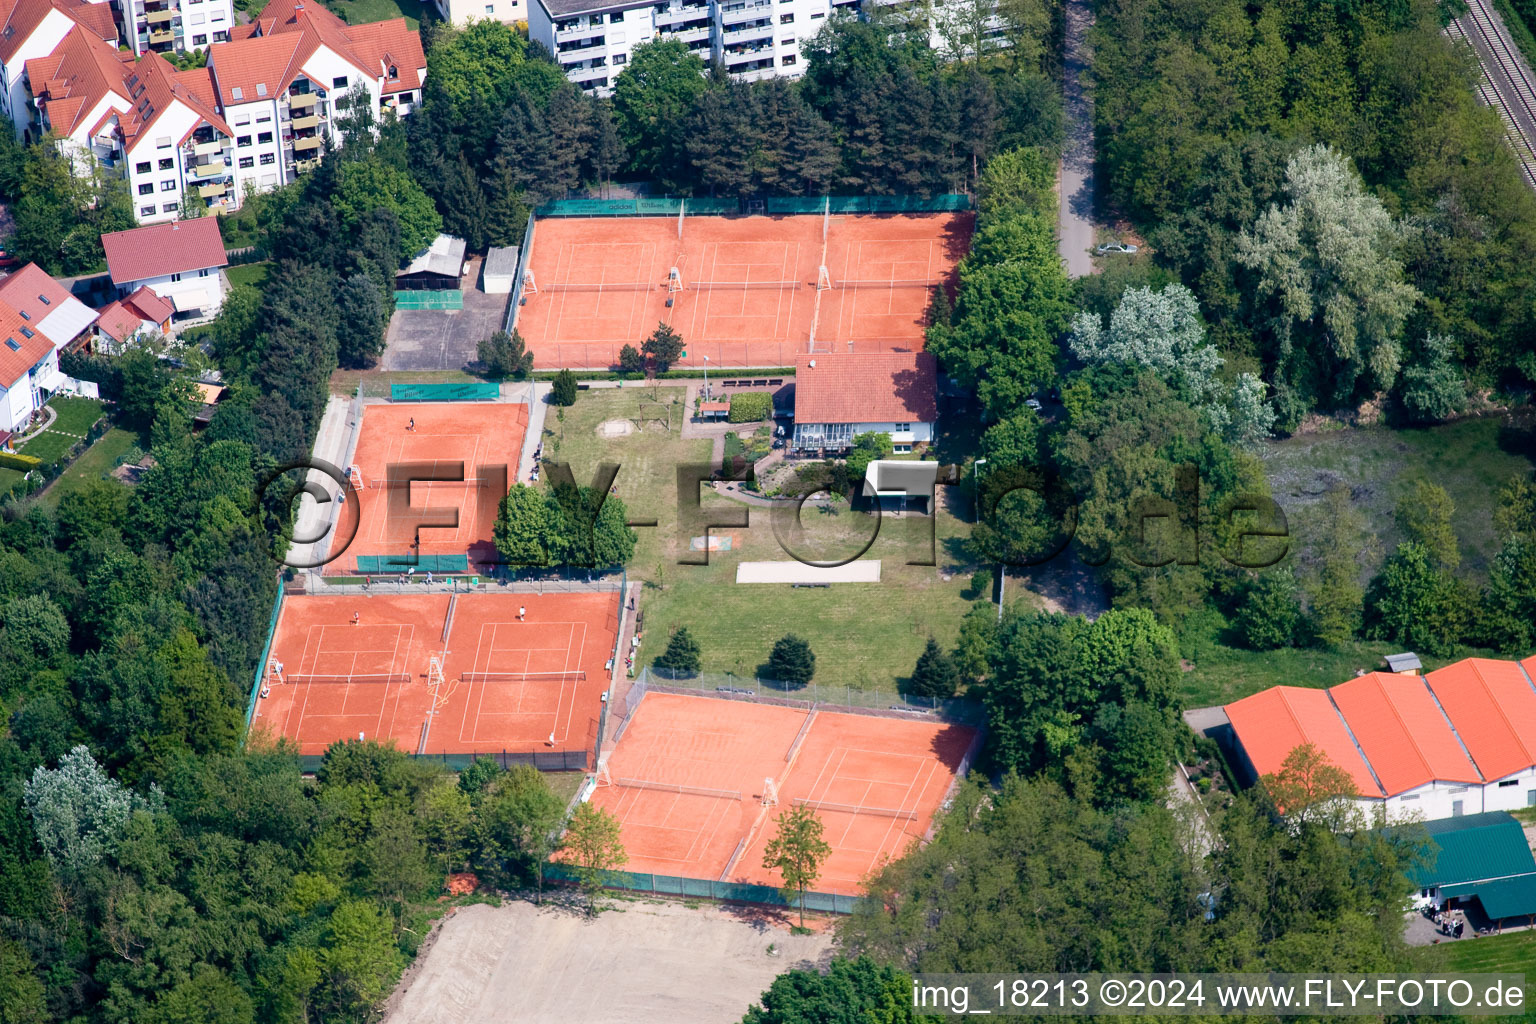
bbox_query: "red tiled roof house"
[0,263,100,431]
[790,352,938,453]
[11,0,425,225]
[102,217,228,320]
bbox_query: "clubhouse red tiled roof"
[793,352,937,425]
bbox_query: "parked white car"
[1096,242,1139,254]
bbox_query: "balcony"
[658,22,710,42]
[722,18,770,35]
[562,60,608,82]
[145,9,175,22]
[198,181,229,198]
[288,91,318,110]
[653,3,707,27]
[190,161,229,179]
[554,19,603,40]
[192,138,227,157]
[291,113,320,131]
[295,156,321,174]
[292,136,323,153]
[717,0,770,25]
[148,28,175,44]
[723,43,772,63]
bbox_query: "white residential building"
[0,263,99,433]
[28,29,238,223]
[433,0,525,28]
[19,0,423,223]
[0,0,117,141]
[530,0,855,92]
[119,0,234,58]
[101,217,228,321]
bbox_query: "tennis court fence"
[641,668,984,724]
[351,379,506,402]
[294,748,591,774]
[540,863,866,913]
[533,195,972,218]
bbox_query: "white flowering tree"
[1069,283,1224,402]
[23,745,154,879]
[1235,144,1421,400]
[1070,283,1274,448]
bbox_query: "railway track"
[1447,0,1536,189]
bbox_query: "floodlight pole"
[702,354,710,402]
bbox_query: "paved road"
[1058,0,1096,278]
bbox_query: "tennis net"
[286,672,412,686]
[362,477,501,490]
[617,777,742,801]
[541,281,658,292]
[836,279,941,289]
[460,670,587,684]
[689,280,803,291]
[794,797,918,821]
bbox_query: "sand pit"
[598,419,635,438]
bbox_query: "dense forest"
[405,13,1063,249]
[0,0,1533,1019]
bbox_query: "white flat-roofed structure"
[734,559,882,584]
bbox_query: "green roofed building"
[1395,812,1536,923]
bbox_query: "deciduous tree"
[761,805,831,927]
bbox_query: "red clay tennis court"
[250,592,619,758]
[590,692,976,894]
[333,402,526,575]
[514,212,974,370]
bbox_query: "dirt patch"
[382,897,835,1024]
[598,418,635,438]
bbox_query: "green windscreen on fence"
[765,194,973,214]
[535,195,970,218]
[355,554,471,573]
[389,381,500,402]
[541,863,862,914]
[244,579,285,730]
[394,290,463,310]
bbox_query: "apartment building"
[119,0,234,58]
[21,0,424,223]
[0,0,116,139]
[530,0,855,92]
[433,0,525,29]
[27,27,239,222]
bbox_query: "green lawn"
[40,427,142,507]
[1262,414,1536,575]
[225,262,270,290]
[547,387,980,689]
[324,0,432,28]
[46,396,107,437]
[12,397,107,464]
[545,771,586,806]
[1412,929,1536,1020]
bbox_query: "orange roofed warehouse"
[1226,656,1536,820]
